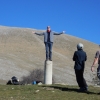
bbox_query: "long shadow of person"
[41,85,97,95]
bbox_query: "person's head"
[77,43,84,50]
[47,26,51,32]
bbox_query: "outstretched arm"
[53,31,65,35]
[32,31,44,36]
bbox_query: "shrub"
[20,69,44,84]
[20,68,55,85]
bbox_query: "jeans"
[44,42,53,60]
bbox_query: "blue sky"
[0,0,100,44]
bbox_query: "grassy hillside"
[0,26,99,85]
[0,85,100,100]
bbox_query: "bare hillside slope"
[0,26,99,85]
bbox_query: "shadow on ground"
[41,85,98,95]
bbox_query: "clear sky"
[0,0,100,44]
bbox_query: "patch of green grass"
[0,85,100,100]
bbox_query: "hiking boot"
[49,58,52,61]
[46,59,49,61]
[78,87,88,92]
[49,59,52,61]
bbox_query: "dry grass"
[0,84,100,100]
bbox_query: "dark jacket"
[35,31,63,43]
[73,49,87,70]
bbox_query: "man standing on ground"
[91,45,100,79]
[73,43,88,92]
[33,26,64,61]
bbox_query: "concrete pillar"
[44,60,53,85]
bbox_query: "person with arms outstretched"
[32,26,64,61]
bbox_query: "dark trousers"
[97,65,100,79]
[75,69,87,88]
[45,42,53,60]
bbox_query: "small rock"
[36,90,39,92]
[38,82,42,85]
[46,88,54,90]
[34,90,40,94]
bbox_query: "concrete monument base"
[44,60,53,85]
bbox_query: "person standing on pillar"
[33,26,64,61]
[73,43,88,92]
